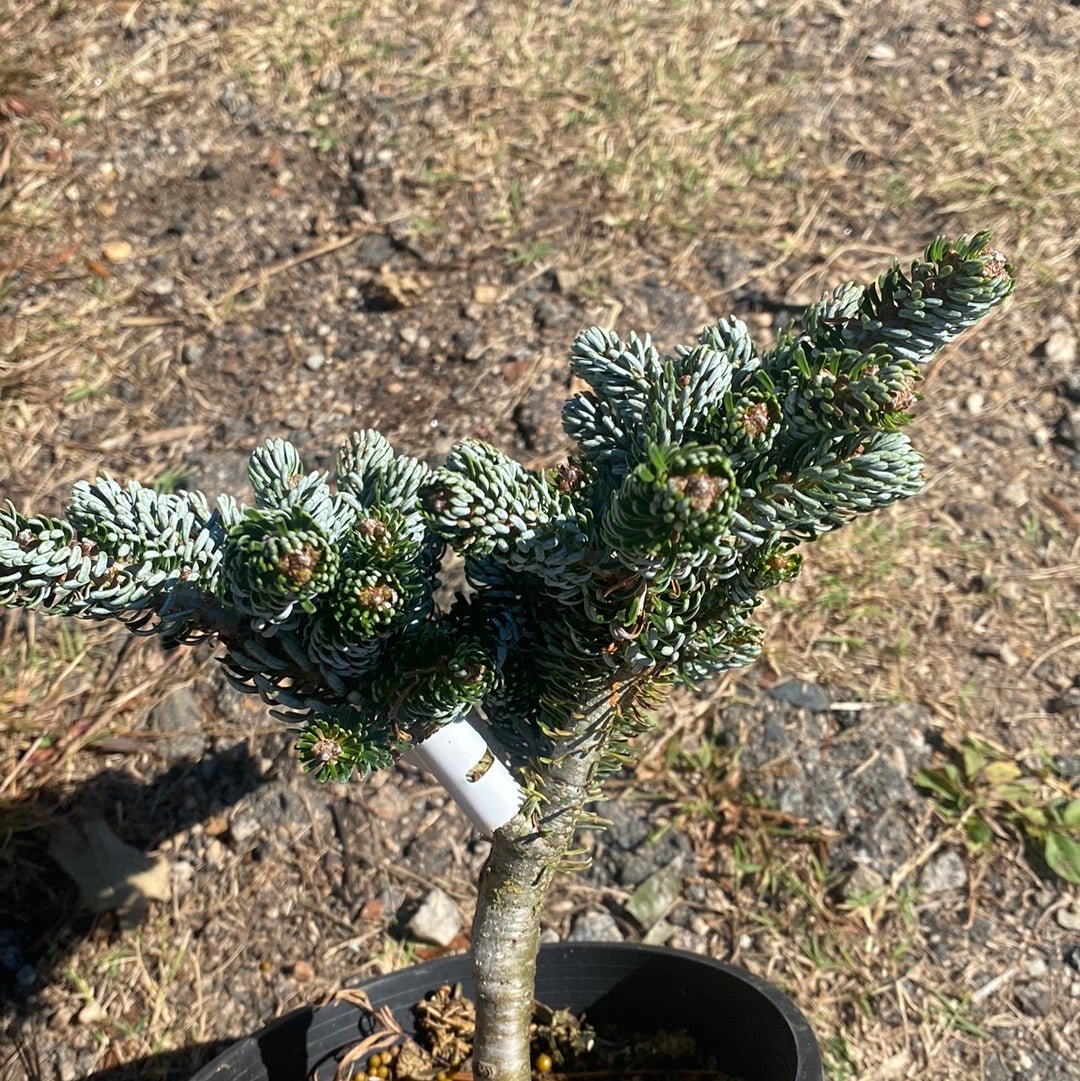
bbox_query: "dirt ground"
[1,2,1078,1079]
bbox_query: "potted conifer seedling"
[0,234,1013,1080]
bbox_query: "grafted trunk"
[468,686,612,1081]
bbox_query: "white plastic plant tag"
[406,716,523,836]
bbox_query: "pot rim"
[191,941,823,1081]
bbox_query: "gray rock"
[600,800,652,851]
[1024,956,1048,978]
[1055,407,1080,451]
[227,804,260,846]
[767,679,831,712]
[841,863,887,904]
[147,275,175,296]
[592,800,694,888]
[667,928,707,953]
[1043,315,1078,369]
[147,686,206,762]
[619,830,691,888]
[408,887,462,947]
[354,233,398,270]
[304,352,325,371]
[919,849,967,894]
[568,911,623,942]
[1014,980,1053,1017]
[217,83,251,117]
[229,782,312,849]
[1056,904,1080,932]
[641,919,676,946]
[317,67,344,92]
[54,1046,77,1081]
[624,857,683,930]
[1021,1051,1076,1081]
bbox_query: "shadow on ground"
[7,1039,237,1081]
[0,744,266,1017]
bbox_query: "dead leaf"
[48,816,170,927]
[361,264,426,309]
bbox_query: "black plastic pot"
[190,942,822,1081]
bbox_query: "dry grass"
[2,1,1079,1079]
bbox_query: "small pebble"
[77,1000,106,1026]
[1001,482,1027,508]
[843,863,887,903]
[408,887,463,947]
[1025,957,1048,978]
[919,849,967,894]
[1013,980,1052,1018]
[171,860,195,897]
[997,643,1020,667]
[1043,316,1078,368]
[54,1048,76,1081]
[304,352,325,371]
[102,240,133,263]
[568,911,623,942]
[1056,905,1080,932]
[553,267,579,294]
[147,275,175,296]
[288,960,316,983]
[318,67,344,92]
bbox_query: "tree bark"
[468,684,613,1081]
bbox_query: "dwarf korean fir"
[0,234,1014,1080]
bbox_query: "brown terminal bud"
[980,249,1009,279]
[357,517,391,544]
[310,737,341,763]
[891,386,918,412]
[276,545,321,586]
[673,471,728,513]
[553,462,587,493]
[356,582,397,611]
[741,401,772,438]
[425,487,452,514]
